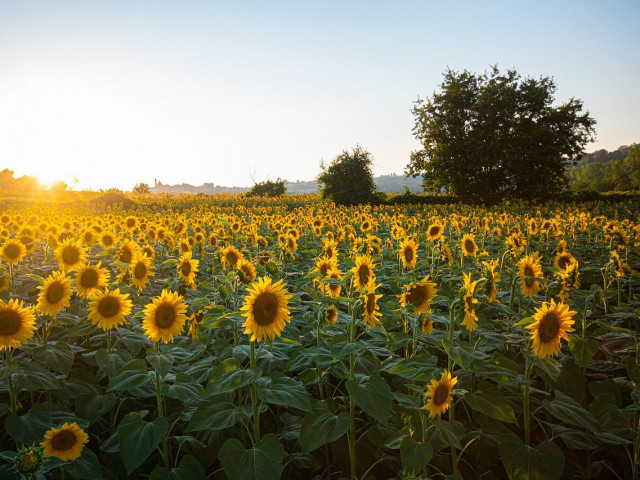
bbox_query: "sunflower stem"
[523,343,533,445]
[348,301,357,480]
[106,329,112,354]
[154,342,170,468]
[509,276,518,312]
[249,340,261,443]
[6,348,17,415]
[447,299,459,473]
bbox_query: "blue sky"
[0,0,638,190]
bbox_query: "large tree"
[406,66,596,203]
[317,145,377,205]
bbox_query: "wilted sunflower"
[421,370,457,418]
[399,238,418,270]
[177,252,199,287]
[1,239,27,265]
[142,289,188,343]
[461,272,478,331]
[130,254,154,290]
[399,276,437,314]
[37,271,72,317]
[526,299,576,358]
[220,245,243,269]
[517,252,543,298]
[41,422,89,461]
[0,298,36,349]
[351,255,376,291]
[240,276,292,343]
[236,258,257,284]
[324,305,338,324]
[88,289,132,331]
[74,262,110,299]
[54,238,86,273]
[362,281,383,329]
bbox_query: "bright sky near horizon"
[0,0,638,191]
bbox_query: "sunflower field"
[0,193,639,480]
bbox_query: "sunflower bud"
[12,445,44,477]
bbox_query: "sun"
[240,276,293,343]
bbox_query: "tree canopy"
[317,145,377,205]
[406,66,597,203]
[246,179,286,197]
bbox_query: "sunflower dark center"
[558,255,570,270]
[226,252,238,266]
[98,296,120,317]
[119,249,133,264]
[46,282,65,304]
[134,263,147,279]
[155,304,176,328]
[62,246,80,266]
[404,247,414,263]
[366,292,377,315]
[429,226,440,237]
[253,292,278,326]
[524,266,535,288]
[358,265,371,286]
[539,313,560,343]
[126,219,136,228]
[407,285,427,307]
[319,263,330,276]
[0,310,21,335]
[4,244,20,259]
[102,236,114,247]
[51,430,76,451]
[464,239,475,253]
[181,261,191,276]
[465,296,474,311]
[80,269,99,289]
[432,383,449,406]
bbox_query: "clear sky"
[0,0,638,190]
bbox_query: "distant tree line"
[567,144,640,191]
[0,169,67,194]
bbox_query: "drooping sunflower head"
[460,234,478,257]
[142,289,188,343]
[40,422,89,461]
[399,238,418,270]
[421,370,457,418]
[88,288,132,331]
[1,239,27,265]
[526,299,576,358]
[55,238,87,273]
[517,252,543,298]
[0,298,36,349]
[236,258,257,284]
[351,255,375,291]
[37,271,72,317]
[240,276,293,343]
[130,254,154,290]
[74,262,110,299]
[362,281,383,329]
[399,276,438,314]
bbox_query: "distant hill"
[149,174,424,195]
[576,144,631,166]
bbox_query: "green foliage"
[567,144,640,191]
[407,66,596,204]
[132,182,151,194]
[246,179,286,197]
[317,144,377,205]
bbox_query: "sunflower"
[98,231,117,249]
[116,239,139,265]
[0,271,8,292]
[399,276,438,314]
[0,298,36,349]
[421,314,433,335]
[421,370,457,418]
[142,289,188,343]
[554,251,575,271]
[526,299,576,358]
[427,222,444,242]
[324,267,343,297]
[362,281,383,329]
[55,238,86,273]
[324,305,338,324]
[1,239,27,265]
[460,234,478,257]
[37,271,72,317]
[220,245,244,269]
[40,422,89,461]
[88,289,132,331]
[461,272,478,331]
[74,262,110,299]
[314,255,338,281]
[177,252,199,287]
[240,276,292,343]
[130,254,154,290]
[517,252,543,298]
[351,255,376,291]
[236,258,257,284]
[399,238,418,270]
[481,259,499,303]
